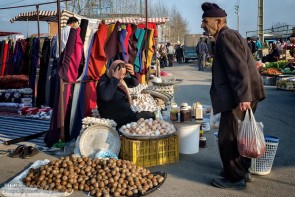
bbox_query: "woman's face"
[119,67,127,80]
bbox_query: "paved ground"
[0,62,295,197]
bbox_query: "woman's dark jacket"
[96,74,139,128]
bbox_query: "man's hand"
[238,102,251,111]
[125,63,135,76]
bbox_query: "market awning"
[103,17,169,25]
[0,32,22,36]
[10,10,75,27]
[10,10,169,26]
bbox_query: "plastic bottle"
[191,103,196,118]
[195,102,203,120]
[170,103,179,121]
[199,128,206,148]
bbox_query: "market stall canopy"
[103,17,169,25]
[10,10,168,26]
[0,32,22,36]
[10,10,77,27]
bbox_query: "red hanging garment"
[85,23,108,116]
[87,23,108,80]
[1,42,8,76]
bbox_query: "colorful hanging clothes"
[36,38,50,107]
[84,23,109,119]
[45,28,83,147]
[69,34,95,140]
[124,24,132,59]
[128,24,138,65]
[1,42,8,76]
[29,37,39,105]
[79,19,89,44]
[59,28,83,110]
[118,27,127,62]
[5,40,14,75]
[0,41,4,76]
[87,23,108,80]
[105,23,116,45]
[137,22,158,37]
[134,29,146,73]
[146,29,154,70]
[104,22,120,60]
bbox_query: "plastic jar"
[180,105,191,122]
[195,102,203,120]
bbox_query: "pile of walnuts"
[22,156,165,197]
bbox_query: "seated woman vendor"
[97,60,154,129]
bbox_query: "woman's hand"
[125,63,135,75]
[111,66,123,79]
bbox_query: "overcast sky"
[0,0,294,37]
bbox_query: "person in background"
[96,60,154,129]
[247,37,256,56]
[255,37,263,60]
[159,44,167,68]
[246,37,252,51]
[175,44,184,64]
[200,2,265,190]
[278,38,286,57]
[56,17,79,57]
[262,43,280,63]
[196,37,208,71]
[167,42,175,67]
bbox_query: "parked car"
[183,47,198,63]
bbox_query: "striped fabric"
[0,116,50,147]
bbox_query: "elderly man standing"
[196,37,208,71]
[200,2,265,189]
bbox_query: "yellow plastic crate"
[120,135,179,167]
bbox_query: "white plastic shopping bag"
[237,109,266,158]
[210,109,220,129]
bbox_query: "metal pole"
[145,0,149,84]
[57,0,65,141]
[145,0,148,28]
[36,4,40,41]
[258,0,264,42]
[235,3,239,32]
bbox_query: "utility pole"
[235,0,240,32]
[258,0,264,42]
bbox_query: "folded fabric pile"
[0,75,29,89]
[18,106,52,120]
[0,88,33,113]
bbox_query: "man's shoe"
[212,178,246,190]
[219,170,253,182]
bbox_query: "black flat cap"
[201,2,227,18]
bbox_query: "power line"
[0,0,70,10]
[0,0,24,7]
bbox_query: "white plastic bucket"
[174,122,200,154]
